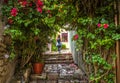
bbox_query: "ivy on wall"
[1,0,120,82]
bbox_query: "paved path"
[30,51,88,83]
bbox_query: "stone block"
[30,73,46,80]
[29,80,37,83]
[47,72,59,80]
[37,80,45,83]
[46,80,57,83]
[80,80,88,83]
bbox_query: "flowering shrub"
[1,0,60,65]
[1,0,60,43]
[97,23,109,29]
[72,34,79,41]
[2,0,52,26]
[76,17,120,82]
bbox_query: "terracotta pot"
[33,63,44,74]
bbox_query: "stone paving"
[30,52,88,83]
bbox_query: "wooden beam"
[115,1,120,83]
[116,41,120,83]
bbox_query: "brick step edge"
[31,80,88,83]
[45,58,73,61]
[45,61,74,64]
[43,53,72,56]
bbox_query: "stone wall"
[0,1,16,83]
[0,42,16,83]
[0,0,4,38]
[0,58,16,83]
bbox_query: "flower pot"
[33,63,44,74]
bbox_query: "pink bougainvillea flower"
[8,18,13,24]
[73,34,79,40]
[97,23,101,28]
[37,7,42,13]
[47,10,51,13]
[36,0,43,7]
[29,2,33,7]
[21,1,28,7]
[103,24,109,29]
[10,8,18,16]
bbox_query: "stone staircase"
[30,52,88,83]
[44,53,73,64]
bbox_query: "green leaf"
[24,20,32,27]
[112,33,120,40]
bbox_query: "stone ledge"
[30,73,46,80]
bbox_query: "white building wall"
[68,31,77,63]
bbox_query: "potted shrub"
[31,38,46,74]
[32,55,44,74]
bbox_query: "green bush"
[61,44,67,49]
[51,39,57,51]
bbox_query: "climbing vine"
[72,0,119,83]
[47,0,120,82]
[1,0,120,82]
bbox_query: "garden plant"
[1,0,62,75]
[1,0,120,83]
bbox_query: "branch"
[89,70,110,82]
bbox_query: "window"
[62,33,68,42]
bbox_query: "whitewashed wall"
[68,31,77,63]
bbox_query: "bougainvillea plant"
[72,34,79,41]
[1,0,61,65]
[97,23,109,29]
[2,0,52,26]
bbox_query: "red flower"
[37,7,42,13]
[8,18,13,24]
[21,1,28,7]
[10,8,18,17]
[97,23,101,28]
[47,10,51,13]
[103,24,109,29]
[73,34,79,40]
[29,2,32,7]
[36,0,43,7]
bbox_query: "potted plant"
[32,55,44,74]
[32,38,46,74]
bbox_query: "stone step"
[30,52,88,83]
[30,73,47,80]
[45,60,74,64]
[45,57,73,61]
[30,80,88,83]
[44,53,73,62]
[43,53,72,56]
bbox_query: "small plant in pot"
[32,55,44,74]
[32,38,46,74]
